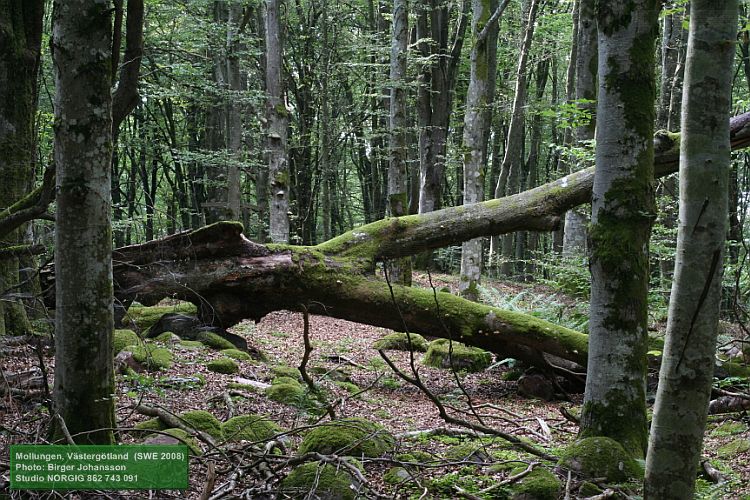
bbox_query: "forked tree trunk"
[579,0,660,458]
[52,0,116,444]
[645,2,737,496]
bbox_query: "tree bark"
[52,0,116,444]
[265,0,290,242]
[0,0,43,336]
[579,0,660,458]
[644,2,737,496]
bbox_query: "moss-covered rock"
[280,461,360,500]
[383,466,412,485]
[178,410,223,440]
[273,376,301,386]
[271,365,302,380]
[134,417,164,432]
[265,382,306,406]
[444,442,491,464]
[717,438,750,458]
[557,437,642,482]
[154,332,181,344]
[221,348,252,361]
[299,418,395,457]
[198,331,236,350]
[396,450,434,465]
[114,329,140,354]
[124,302,197,331]
[578,481,603,497]
[509,466,561,500]
[207,357,239,374]
[160,428,201,455]
[127,344,173,371]
[423,339,492,372]
[335,381,361,395]
[310,365,351,382]
[373,332,429,352]
[221,414,283,443]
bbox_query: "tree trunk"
[0,0,43,336]
[387,0,411,285]
[458,0,505,300]
[644,2,736,496]
[493,0,539,276]
[265,0,290,242]
[225,0,243,221]
[52,0,116,444]
[579,0,660,458]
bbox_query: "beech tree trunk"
[645,2,737,496]
[579,0,660,458]
[52,0,116,444]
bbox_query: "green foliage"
[423,339,492,373]
[206,357,239,374]
[373,332,429,352]
[298,418,395,457]
[221,414,282,443]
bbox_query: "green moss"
[134,417,164,431]
[127,344,173,371]
[373,332,429,352]
[579,392,648,457]
[717,438,750,458]
[180,340,204,348]
[299,418,395,457]
[197,331,236,350]
[154,332,181,343]
[123,302,197,332]
[178,410,223,440]
[265,383,306,406]
[161,428,201,455]
[114,329,140,354]
[280,461,360,500]
[271,365,302,380]
[558,437,642,482]
[335,381,361,395]
[578,481,603,497]
[710,421,747,437]
[423,339,492,372]
[396,450,434,465]
[220,348,252,361]
[206,357,239,374]
[221,414,282,443]
[273,376,301,386]
[508,466,561,500]
[383,466,412,485]
[444,441,490,463]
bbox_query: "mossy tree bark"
[458,0,504,300]
[579,0,660,458]
[644,2,737,497]
[0,0,43,336]
[52,0,116,444]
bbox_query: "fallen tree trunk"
[39,113,750,368]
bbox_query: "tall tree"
[458,0,506,300]
[387,0,411,285]
[0,0,44,336]
[645,1,737,496]
[52,0,116,444]
[579,0,660,457]
[265,0,290,242]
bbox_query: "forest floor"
[1,273,750,499]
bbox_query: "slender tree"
[580,0,660,458]
[52,0,116,444]
[645,1,737,496]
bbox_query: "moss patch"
[178,410,223,440]
[154,332,181,344]
[710,421,747,437]
[265,382,305,406]
[124,302,197,332]
[280,461,360,500]
[134,417,164,432]
[558,437,642,482]
[127,344,173,371]
[383,466,412,485]
[206,358,240,374]
[298,418,395,457]
[373,332,429,352]
[444,442,490,463]
[221,348,252,361]
[717,438,750,458]
[273,376,301,386]
[423,339,492,372]
[271,365,302,380]
[198,332,236,350]
[114,329,140,354]
[161,428,201,455]
[221,414,283,443]
[508,466,561,500]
